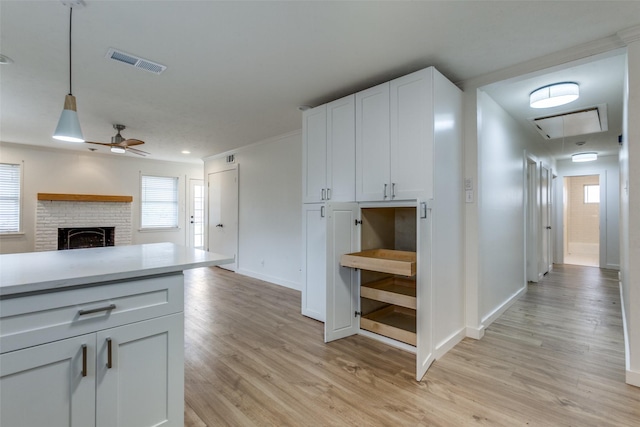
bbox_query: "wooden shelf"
[37,193,133,203]
[360,306,416,346]
[341,249,416,277]
[361,277,416,309]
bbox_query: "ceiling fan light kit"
[530,82,579,109]
[110,146,126,154]
[53,1,85,143]
[572,152,598,162]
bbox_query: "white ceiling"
[1,1,639,163]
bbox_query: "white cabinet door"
[325,202,360,342]
[0,334,96,427]
[390,68,434,201]
[326,95,355,202]
[96,313,184,427]
[301,204,327,321]
[302,105,328,203]
[416,199,434,381]
[355,82,390,202]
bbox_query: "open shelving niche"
[340,206,417,346]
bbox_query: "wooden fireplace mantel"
[37,193,133,203]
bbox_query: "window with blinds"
[0,163,21,233]
[141,175,179,229]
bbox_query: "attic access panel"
[530,105,608,139]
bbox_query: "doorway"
[563,175,599,267]
[208,166,238,271]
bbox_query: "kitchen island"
[0,243,233,427]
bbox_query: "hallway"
[183,265,639,426]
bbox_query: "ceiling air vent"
[529,104,608,140]
[105,48,167,75]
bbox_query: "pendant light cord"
[68,7,73,95]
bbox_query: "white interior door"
[540,165,551,276]
[325,202,360,342]
[208,167,238,271]
[188,179,205,249]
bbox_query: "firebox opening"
[58,227,115,250]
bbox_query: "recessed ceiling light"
[0,54,14,64]
[572,152,597,162]
[530,82,579,109]
[181,150,191,154]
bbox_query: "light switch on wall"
[465,190,474,203]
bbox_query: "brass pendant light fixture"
[53,1,85,142]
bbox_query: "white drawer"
[0,273,184,354]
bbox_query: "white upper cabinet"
[302,105,327,203]
[390,68,434,201]
[356,68,437,202]
[302,95,355,203]
[355,82,391,202]
[327,95,356,202]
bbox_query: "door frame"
[207,164,239,271]
[525,154,539,283]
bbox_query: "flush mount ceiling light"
[53,1,85,143]
[572,152,598,162]
[530,82,579,109]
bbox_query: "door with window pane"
[189,179,204,249]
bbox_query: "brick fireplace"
[35,194,132,252]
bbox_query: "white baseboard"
[236,268,301,291]
[480,285,527,331]
[466,325,485,340]
[435,327,466,359]
[627,369,640,388]
[605,263,620,270]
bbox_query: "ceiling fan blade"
[85,141,114,147]
[126,146,149,156]
[123,138,145,146]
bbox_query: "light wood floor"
[183,265,640,426]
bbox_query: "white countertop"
[0,243,233,297]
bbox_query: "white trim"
[618,25,640,44]
[481,285,527,328]
[618,281,639,387]
[435,327,466,359]
[236,268,300,291]
[466,325,485,340]
[358,329,417,354]
[202,129,302,162]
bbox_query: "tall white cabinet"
[301,95,356,321]
[301,66,464,381]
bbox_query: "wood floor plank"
[183,265,640,426]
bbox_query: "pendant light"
[53,2,84,142]
[529,82,579,109]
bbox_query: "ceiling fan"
[86,124,150,156]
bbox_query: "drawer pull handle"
[78,304,116,316]
[81,344,87,377]
[106,338,113,369]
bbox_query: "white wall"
[476,91,554,326]
[0,142,203,254]
[554,156,620,270]
[204,131,302,290]
[620,36,640,386]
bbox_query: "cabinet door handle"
[321,188,326,200]
[106,338,113,369]
[81,344,87,377]
[392,183,396,198]
[78,304,116,316]
[326,188,331,200]
[383,183,388,199]
[320,206,325,218]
